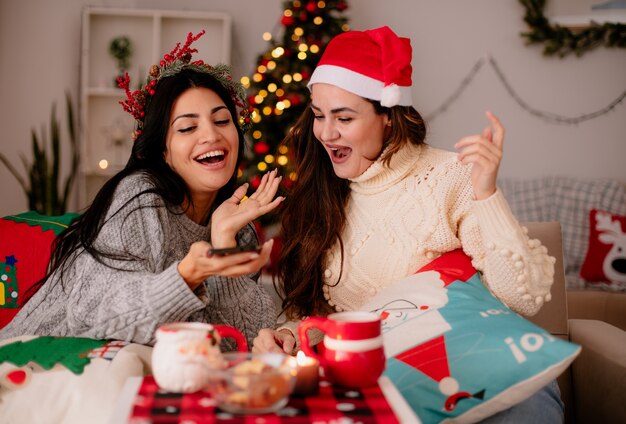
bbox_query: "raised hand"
[454,111,504,200]
[211,169,284,248]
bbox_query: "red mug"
[298,311,385,388]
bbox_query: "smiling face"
[165,87,239,209]
[310,83,390,179]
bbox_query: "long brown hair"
[275,100,427,320]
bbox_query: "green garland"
[520,0,626,57]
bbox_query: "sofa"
[498,176,626,328]
[498,176,626,331]
[499,176,626,424]
[524,221,626,424]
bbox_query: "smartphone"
[208,245,261,256]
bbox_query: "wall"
[1,0,624,216]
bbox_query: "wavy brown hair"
[275,100,427,320]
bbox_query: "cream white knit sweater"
[323,142,555,316]
[280,143,555,339]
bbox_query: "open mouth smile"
[328,145,352,163]
[195,149,226,165]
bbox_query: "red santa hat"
[308,26,413,107]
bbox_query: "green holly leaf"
[0,337,107,375]
[3,211,80,236]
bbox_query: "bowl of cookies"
[206,352,297,414]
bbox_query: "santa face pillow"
[580,209,626,291]
[360,249,580,424]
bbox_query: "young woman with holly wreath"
[0,32,282,350]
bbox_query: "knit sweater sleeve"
[451,168,555,316]
[69,197,276,347]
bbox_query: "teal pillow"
[361,250,580,423]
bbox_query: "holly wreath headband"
[117,30,253,139]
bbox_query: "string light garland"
[519,0,626,57]
[426,55,626,125]
[488,56,626,124]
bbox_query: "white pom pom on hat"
[308,26,413,107]
[380,84,401,108]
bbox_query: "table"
[111,375,420,423]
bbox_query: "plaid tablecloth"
[126,375,403,423]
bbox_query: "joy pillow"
[0,211,80,328]
[360,250,580,424]
[580,209,626,291]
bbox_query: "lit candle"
[292,351,319,396]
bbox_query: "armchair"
[525,221,626,424]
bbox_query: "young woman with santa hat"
[252,25,563,422]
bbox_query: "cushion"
[580,209,626,291]
[0,211,80,329]
[0,335,152,424]
[360,250,581,424]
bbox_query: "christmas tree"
[240,0,350,227]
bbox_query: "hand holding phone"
[207,245,261,256]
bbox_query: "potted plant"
[0,92,79,215]
[109,35,133,86]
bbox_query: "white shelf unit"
[79,7,232,209]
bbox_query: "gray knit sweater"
[0,173,277,349]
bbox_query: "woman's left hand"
[454,111,504,200]
[178,239,275,290]
[211,169,284,247]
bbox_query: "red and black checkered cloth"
[128,376,399,423]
